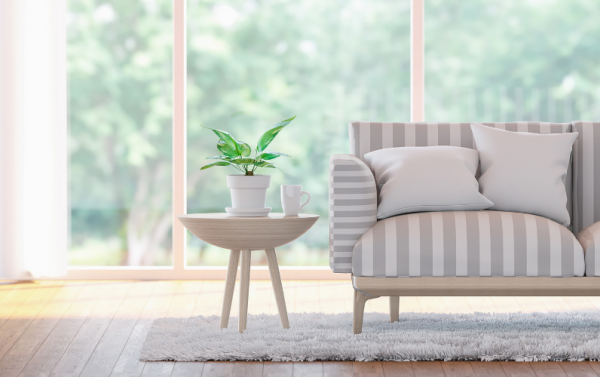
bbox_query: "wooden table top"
[177,213,320,250]
[178,213,319,220]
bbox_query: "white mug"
[281,185,311,216]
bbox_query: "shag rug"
[140,312,600,362]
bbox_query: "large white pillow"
[470,123,578,226]
[364,146,493,220]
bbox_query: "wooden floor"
[2,281,600,377]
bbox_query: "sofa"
[329,121,600,334]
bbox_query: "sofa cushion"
[471,123,577,227]
[352,211,584,277]
[364,146,493,219]
[348,121,574,231]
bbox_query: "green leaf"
[200,161,233,170]
[230,158,256,165]
[257,151,290,160]
[202,125,241,155]
[254,161,277,168]
[237,140,251,157]
[256,115,296,152]
[217,140,239,158]
[206,155,231,160]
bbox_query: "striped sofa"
[329,121,600,333]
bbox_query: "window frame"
[64,0,424,280]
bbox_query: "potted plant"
[201,116,296,211]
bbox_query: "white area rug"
[140,312,600,362]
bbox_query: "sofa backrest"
[572,121,600,235]
[348,121,574,229]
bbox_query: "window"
[66,0,597,278]
[425,0,600,122]
[68,0,173,267]
[185,0,410,267]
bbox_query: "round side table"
[178,213,319,333]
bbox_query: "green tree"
[68,0,173,266]
[425,0,600,122]
[68,0,600,267]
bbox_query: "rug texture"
[140,312,600,362]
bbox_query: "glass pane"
[68,1,173,266]
[187,0,410,266]
[425,0,600,122]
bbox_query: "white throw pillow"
[364,146,493,220]
[470,123,578,226]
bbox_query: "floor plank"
[232,361,263,377]
[562,297,600,312]
[381,361,415,377]
[110,281,180,377]
[499,362,537,377]
[442,297,474,314]
[0,281,62,362]
[49,281,134,376]
[294,361,323,377]
[0,282,80,377]
[202,361,234,377]
[530,361,568,376]
[140,362,174,377]
[470,362,506,377]
[79,281,157,377]
[322,361,353,377]
[442,361,476,377]
[0,282,39,328]
[143,280,202,375]
[588,362,600,375]
[19,282,113,377]
[319,282,350,314]
[514,297,549,313]
[411,361,445,377]
[558,362,598,377]
[262,362,294,377]
[416,297,448,314]
[489,298,521,313]
[353,361,384,376]
[170,362,204,377]
[466,297,498,313]
[295,282,321,313]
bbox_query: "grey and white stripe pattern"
[352,211,584,277]
[329,155,378,273]
[348,121,574,228]
[576,221,600,276]
[349,121,572,162]
[572,121,600,236]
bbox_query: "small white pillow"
[471,123,578,226]
[364,146,493,220]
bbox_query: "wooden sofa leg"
[390,296,400,323]
[353,290,370,334]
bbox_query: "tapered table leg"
[390,296,400,323]
[220,249,241,329]
[238,249,252,333]
[265,248,289,329]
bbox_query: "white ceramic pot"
[226,174,271,208]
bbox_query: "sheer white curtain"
[0,0,68,279]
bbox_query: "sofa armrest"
[329,154,378,273]
[577,222,600,276]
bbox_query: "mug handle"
[298,191,311,212]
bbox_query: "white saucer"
[225,207,272,217]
